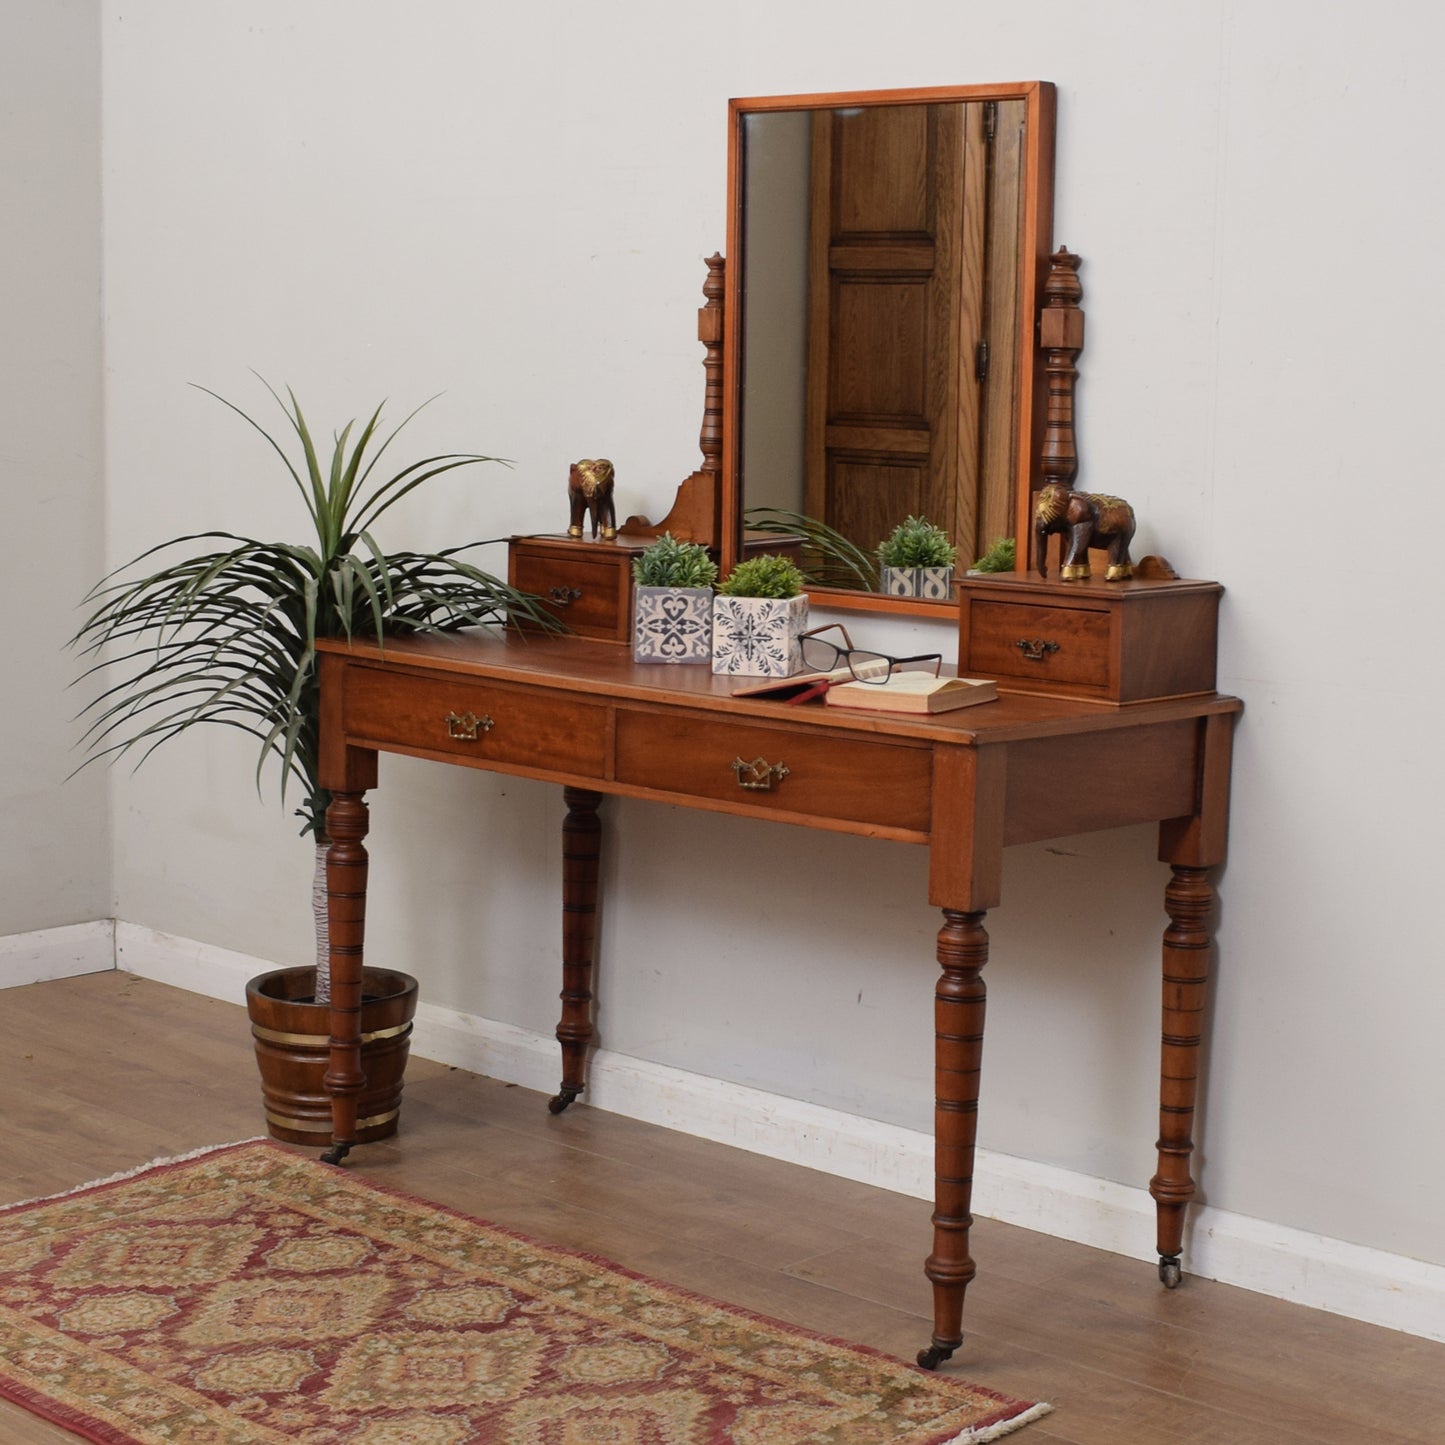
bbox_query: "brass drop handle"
[730,756,790,792]
[445,710,495,741]
[1015,638,1061,662]
[549,586,583,606]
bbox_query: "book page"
[836,672,985,696]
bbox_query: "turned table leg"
[918,908,990,1370]
[1152,708,1234,1286]
[1151,863,1215,1286]
[321,790,371,1164]
[549,786,602,1114]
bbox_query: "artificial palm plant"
[72,381,556,1003]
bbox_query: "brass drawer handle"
[445,710,495,741]
[730,756,790,791]
[1015,638,1061,662]
[549,586,583,606]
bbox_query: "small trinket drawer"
[958,574,1222,705]
[508,534,649,642]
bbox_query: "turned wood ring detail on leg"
[551,787,603,1114]
[918,908,989,1369]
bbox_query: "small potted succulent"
[967,536,1016,575]
[631,532,719,663]
[711,554,808,677]
[877,515,958,599]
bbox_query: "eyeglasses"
[798,625,943,685]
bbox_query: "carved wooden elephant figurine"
[1034,483,1135,581]
[567,458,617,540]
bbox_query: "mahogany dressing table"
[315,628,1237,1369]
[314,83,1240,1370]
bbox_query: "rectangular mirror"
[721,83,1055,606]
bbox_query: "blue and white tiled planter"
[881,565,955,600]
[633,585,714,663]
[710,594,809,677]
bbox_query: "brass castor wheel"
[547,1086,583,1115]
[1159,1255,1183,1289]
[320,1143,352,1166]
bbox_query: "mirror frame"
[720,82,1056,610]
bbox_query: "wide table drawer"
[615,711,932,831]
[343,666,608,777]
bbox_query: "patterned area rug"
[0,1141,1051,1444]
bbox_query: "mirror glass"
[722,84,1055,606]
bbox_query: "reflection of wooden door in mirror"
[725,84,1053,603]
[803,101,1025,562]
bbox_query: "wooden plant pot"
[245,966,419,1145]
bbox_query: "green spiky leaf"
[70,383,561,842]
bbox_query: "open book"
[823,672,998,713]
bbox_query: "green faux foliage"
[717,554,806,599]
[743,506,879,592]
[971,536,1016,573]
[631,532,719,589]
[876,515,958,570]
[70,380,558,839]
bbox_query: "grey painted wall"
[0,0,108,934]
[8,1,1440,1273]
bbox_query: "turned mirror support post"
[698,253,725,478]
[1038,246,1084,490]
[1033,247,1086,576]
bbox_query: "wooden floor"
[2,973,1441,1444]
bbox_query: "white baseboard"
[114,921,262,1003]
[102,923,1445,1344]
[0,919,115,989]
